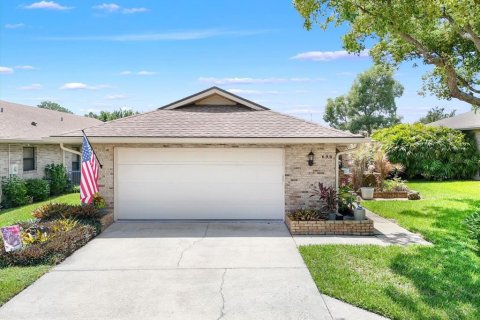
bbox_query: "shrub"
[373,123,480,180]
[26,179,50,202]
[407,192,421,200]
[92,193,106,209]
[338,185,356,214]
[312,183,338,213]
[288,209,324,221]
[0,220,97,266]
[1,177,30,208]
[464,211,480,253]
[383,177,409,192]
[32,203,100,221]
[44,164,71,195]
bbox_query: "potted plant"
[360,173,376,200]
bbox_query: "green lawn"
[0,193,80,306]
[0,193,80,227]
[300,181,480,320]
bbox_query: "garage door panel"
[117,164,282,184]
[116,148,284,220]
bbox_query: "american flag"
[80,135,99,204]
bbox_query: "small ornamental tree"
[372,123,480,180]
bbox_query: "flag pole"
[81,130,103,168]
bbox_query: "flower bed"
[285,215,374,236]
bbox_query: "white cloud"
[42,29,267,41]
[60,82,113,90]
[0,66,14,74]
[105,94,128,100]
[336,71,356,76]
[93,3,148,14]
[137,70,156,76]
[5,23,25,29]
[93,3,120,12]
[198,77,323,85]
[122,8,148,14]
[227,89,279,95]
[61,82,91,90]
[120,70,156,76]
[24,1,73,10]
[291,49,370,61]
[284,108,324,115]
[15,65,36,70]
[17,84,42,90]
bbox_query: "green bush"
[26,179,50,202]
[1,177,30,208]
[44,164,71,195]
[372,123,480,180]
[464,211,480,253]
[32,203,100,221]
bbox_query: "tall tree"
[323,65,403,135]
[418,106,456,124]
[37,101,73,114]
[294,0,480,110]
[85,108,139,122]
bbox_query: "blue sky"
[0,0,471,123]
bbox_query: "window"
[23,147,36,171]
[72,147,81,171]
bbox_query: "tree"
[37,101,73,114]
[323,65,403,134]
[85,108,139,122]
[418,106,456,124]
[294,0,480,110]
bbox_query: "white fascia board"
[46,136,369,144]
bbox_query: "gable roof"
[429,110,480,130]
[0,100,102,143]
[51,87,365,144]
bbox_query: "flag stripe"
[80,135,100,204]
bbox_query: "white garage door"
[115,148,285,220]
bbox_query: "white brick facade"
[92,143,339,215]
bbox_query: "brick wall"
[91,143,339,213]
[0,143,80,180]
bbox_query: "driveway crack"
[176,224,209,267]
[217,268,227,320]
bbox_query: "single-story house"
[0,100,102,182]
[429,110,480,179]
[50,87,367,220]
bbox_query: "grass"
[0,193,80,227]
[0,193,80,306]
[300,181,480,320]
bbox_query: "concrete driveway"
[0,222,384,320]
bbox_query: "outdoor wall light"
[308,151,315,166]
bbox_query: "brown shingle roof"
[0,100,102,142]
[55,105,360,138]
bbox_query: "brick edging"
[285,215,374,235]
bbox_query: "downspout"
[60,143,82,157]
[335,144,359,191]
[8,144,11,176]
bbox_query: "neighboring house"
[0,100,102,183]
[429,110,480,179]
[51,87,366,221]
